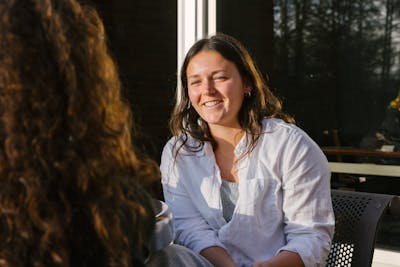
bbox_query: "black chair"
[325,189,394,267]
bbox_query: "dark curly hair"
[0,0,159,266]
[170,33,294,154]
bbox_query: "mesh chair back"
[325,189,393,267]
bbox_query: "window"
[273,0,400,253]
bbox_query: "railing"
[322,147,400,177]
[322,147,400,158]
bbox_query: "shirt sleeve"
[160,140,226,254]
[277,128,335,267]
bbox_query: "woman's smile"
[203,99,223,107]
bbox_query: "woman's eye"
[214,76,227,81]
[189,80,201,86]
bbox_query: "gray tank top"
[220,180,239,222]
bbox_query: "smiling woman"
[161,33,335,267]
[186,50,250,130]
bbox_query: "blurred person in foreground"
[0,0,212,266]
[161,33,334,267]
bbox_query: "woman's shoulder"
[162,134,206,158]
[261,117,303,135]
[164,134,196,150]
[260,117,318,147]
[259,118,329,174]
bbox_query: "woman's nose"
[203,79,215,95]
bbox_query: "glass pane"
[272,0,400,252]
[272,0,399,151]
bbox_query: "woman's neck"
[210,125,245,183]
[209,124,245,148]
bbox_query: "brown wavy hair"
[0,0,159,266]
[170,33,294,154]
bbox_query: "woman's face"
[186,50,250,129]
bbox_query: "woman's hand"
[252,251,304,267]
[252,261,272,267]
[200,246,237,267]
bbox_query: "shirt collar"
[234,132,248,156]
[183,117,281,157]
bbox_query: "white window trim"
[177,0,216,98]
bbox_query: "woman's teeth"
[204,100,220,107]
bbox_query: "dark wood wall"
[217,0,274,81]
[90,0,177,162]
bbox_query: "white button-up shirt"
[161,118,334,267]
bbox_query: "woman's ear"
[243,84,252,98]
[242,78,252,94]
[243,82,252,94]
